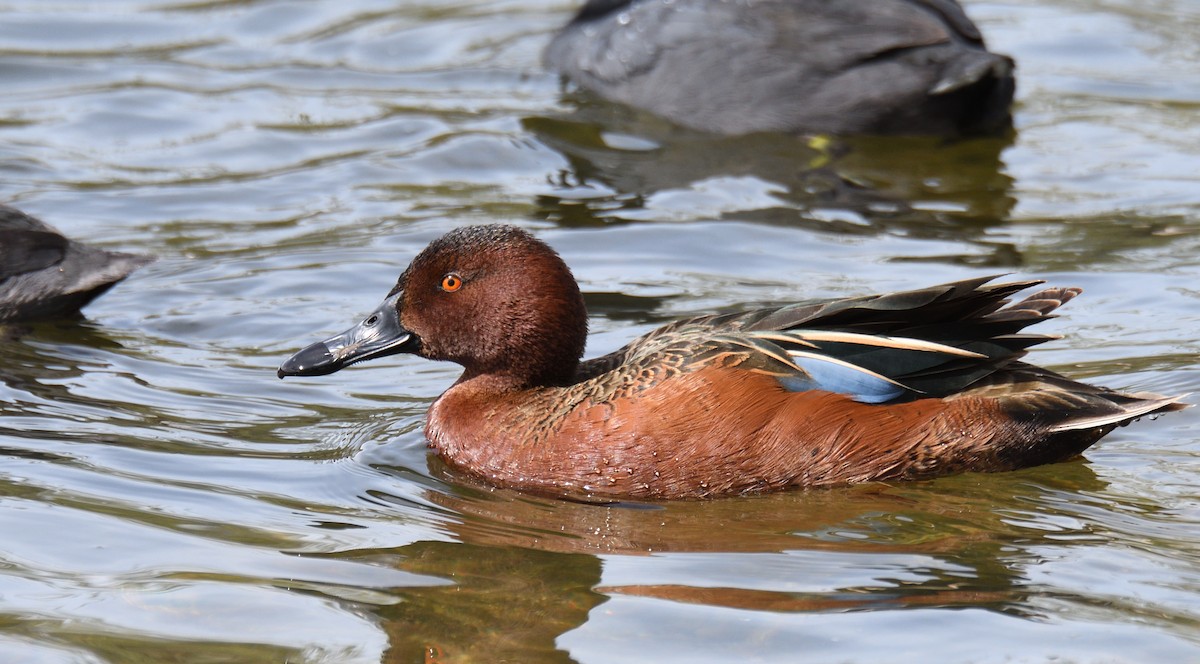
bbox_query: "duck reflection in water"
[526,115,1016,249]
[354,462,1118,663]
[279,225,1184,500]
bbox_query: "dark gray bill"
[277,292,416,378]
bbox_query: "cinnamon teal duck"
[279,225,1183,500]
[0,205,151,323]
[543,0,1015,136]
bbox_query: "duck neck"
[455,356,581,394]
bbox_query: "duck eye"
[440,273,463,292]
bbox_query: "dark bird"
[543,0,1015,136]
[0,205,151,323]
[279,225,1183,500]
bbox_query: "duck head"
[278,225,588,389]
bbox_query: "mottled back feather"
[576,276,1073,401]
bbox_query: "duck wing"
[1,204,69,281]
[578,276,1079,403]
[0,230,68,282]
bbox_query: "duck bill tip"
[277,340,344,378]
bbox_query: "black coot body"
[544,0,1015,136]
[0,205,151,323]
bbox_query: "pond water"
[1,1,1199,662]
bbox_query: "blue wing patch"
[777,353,909,404]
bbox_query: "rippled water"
[1,1,1198,662]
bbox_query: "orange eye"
[440,273,463,292]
